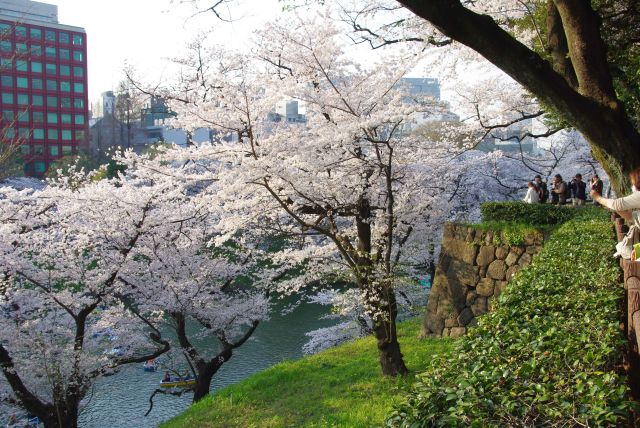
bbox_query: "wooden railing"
[613,213,640,399]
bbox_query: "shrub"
[480,201,579,225]
[387,209,632,427]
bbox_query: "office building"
[0,0,88,176]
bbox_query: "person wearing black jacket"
[569,174,587,206]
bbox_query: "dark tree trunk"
[397,0,640,194]
[192,351,229,402]
[42,411,78,428]
[373,313,408,377]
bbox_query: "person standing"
[550,174,567,205]
[523,182,540,204]
[592,167,640,228]
[569,174,587,206]
[534,175,548,203]
[591,175,604,206]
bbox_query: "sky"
[51,0,281,102]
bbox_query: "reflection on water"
[78,299,333,428]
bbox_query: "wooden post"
[616,217,628,241]
[625,258,640,399]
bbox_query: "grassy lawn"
[161,319,452,428]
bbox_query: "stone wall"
[421,223,544,338]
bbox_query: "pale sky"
[51,0,281,102]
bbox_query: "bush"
[387,209,632,427]
[480,201,578,225]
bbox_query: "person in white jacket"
[591,167,640,228]
[523,182,540,204]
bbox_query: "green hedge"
[481,201,578,225]
[387,209,632,427]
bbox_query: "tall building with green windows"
[0,0,88,176]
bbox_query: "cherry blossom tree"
[111,151,275,403]
[156,14,486,376]
[335,0,640,193]
[0,149,276,424]
[0,176,170,428]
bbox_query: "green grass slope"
[161,319,452,428]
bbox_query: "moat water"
[78,299,334,428]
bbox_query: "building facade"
[0,0,88,176]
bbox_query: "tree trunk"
[39,405,78,428]
[373,315,408,377]
[193,373,215,402]
[192,350,230,402]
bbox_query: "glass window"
[16,60,27,71]
[60,97,71,108]
[30,28,42,39]
[73,66,84,77]
[60,65,70,76]
[45,30,55,42]
[47,112,58,124]
[1,76,11,87]
[0,40,11,52]
[73,83,84,94]
[75,130,85,141]
[33,95,43,106]
[74,98,84,109]
[34,161,46,174]
[18,127,30,138]
[62,145,72,155]
[46,80,56,90]
[59,32,69,44]
[4,127,15,139]
[31,44,42,56]
[16,77,28,88]
[61,130,72,141]
[72,34,83,46]
[16,43,27,53]
[73,50,83,62]
[32,112,44,123]
[45,47,56,58]
[33,129,44,139]
[31,61,42,73]
[45,63,56,74]
[74,114,85,125]
[0,23,11,36]
[61,113,71,124]
[2,111,14,121]
[47,96,57,107]
[47,129,58,140]
[60,81,70,92]
[15,26,26,38]
[32,78,43,90]
[34,145,44,154]
[1,93,14,104]
[20,145,30,155]
[0,58,12,70]
[59,48,69,60]
[49,145,59,156]
[17,111,28,122]
[17,94,28,105]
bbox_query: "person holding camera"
[591,168,640,228]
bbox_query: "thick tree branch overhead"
[396,0,640,193]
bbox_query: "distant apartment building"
[0,0,88,176]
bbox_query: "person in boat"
[163,371,171,382]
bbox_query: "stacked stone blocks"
[422,223,543,338]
